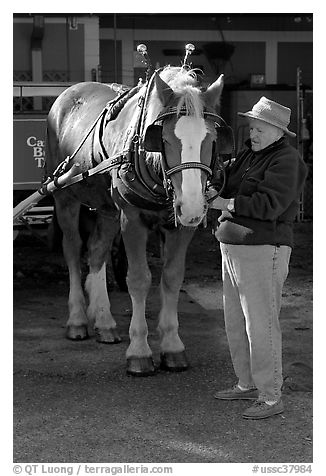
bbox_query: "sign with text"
[14,116,47,190]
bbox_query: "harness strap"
[53,176,65,189]
[67,104,112,163]
[126,73,168,199]
[56,151,131,190]
[154,107,227,127]
[166,162,212,177]
[206,156,231,202]
[154,106,188,122]
[137,71,159,142]
[52,85,142,178]
[203,111,228,127]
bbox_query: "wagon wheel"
[111,229,128,292]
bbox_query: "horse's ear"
[155,72,176,107]
[203,74,224,110]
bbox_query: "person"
[209,96,307,420]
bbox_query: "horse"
[45,65,231,376]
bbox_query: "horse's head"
[144,67,228,228]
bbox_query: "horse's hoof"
[126,357,156,377]
[95,327,122,344]
[66,325,89,341]
[160,351,189,372]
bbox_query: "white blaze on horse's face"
[174,115,208,227]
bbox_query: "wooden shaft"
[13,163,81,224]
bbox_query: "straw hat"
[238,96,296,137]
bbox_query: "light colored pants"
[220,243,291,402]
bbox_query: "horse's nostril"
[189,216,201,224]
[175,203,182,217]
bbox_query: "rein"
[166,162,213,177]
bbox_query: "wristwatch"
[227,198,235,212]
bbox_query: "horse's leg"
[120,210,155,376]
[158,227,195,371]
[85,209,121,344]
[55,196,88,340]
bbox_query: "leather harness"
[45,73,234,211]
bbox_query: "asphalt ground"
[13,222,313,465]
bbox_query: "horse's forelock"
[176,86,204,118]
[157,67,204,116]
[145,66,204,127]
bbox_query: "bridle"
[141,105,234,199]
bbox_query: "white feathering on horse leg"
[85,262,117,333]
[125,267,153,359]
[158,228,194,356]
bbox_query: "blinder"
[143,124,163,152]
[215,125,234,155]
[144,121,234,156]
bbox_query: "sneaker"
[214,385,259,400]
[242,400,284,420]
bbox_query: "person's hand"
[206,188,218,203]
[218,210,233,222]
[209,195,229,211]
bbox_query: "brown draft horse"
[45,66,227,376]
